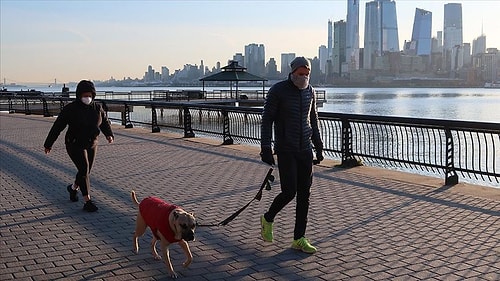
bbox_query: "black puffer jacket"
[44,99,113,149]
[261,77,323,153]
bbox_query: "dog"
[131,191,196,278]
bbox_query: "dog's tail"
[131,190,140,207]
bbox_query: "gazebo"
[199,61,267,100]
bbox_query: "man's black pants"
[264,149,313,240]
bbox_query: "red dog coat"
[139,196,181,243]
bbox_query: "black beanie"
[75,80,96,98]
[290,57,311,73]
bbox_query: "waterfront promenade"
[1,113,499,281]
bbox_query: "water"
[318,87,500,123]
[6,85,500,123]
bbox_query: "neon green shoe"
[291,237,317,254]
[260,215,274,242]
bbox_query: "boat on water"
[484,82,500,88]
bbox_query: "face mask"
[81,97,92,105]
[291,74,310,89]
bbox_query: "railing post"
[24,98,31,115]
[59,99,64,113]
[8,97,14,114]
[41,98,51,117]
[222,109,234,145]
[341,118,360,168]
[123,104,133,128]
[101,101,109,118]
[444,128,459,185]
[151,106,160,133]
[183,106,195,138]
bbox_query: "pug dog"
[131,191,196,278]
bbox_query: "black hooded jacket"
[44,97,113,149]
[261,76,323,153]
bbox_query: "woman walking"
[44,80,114,212]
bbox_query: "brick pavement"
[1,113,499,281]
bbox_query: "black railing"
[1,95,498,186]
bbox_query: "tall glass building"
[472,35,487,56]
[363,0,400,69]
[346,0,360,71]
[411,8,432,56]
[328,20,333,60]
[443,3,463,71]
[244,43,265,76]
[333,20,347,75]
[280,53,296,75]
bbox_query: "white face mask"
[81,97,92,105]
[291,74,310,89]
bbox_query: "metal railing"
[1,95,498,186]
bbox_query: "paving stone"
[1,113,499,281]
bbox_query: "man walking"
[259,56,324,253]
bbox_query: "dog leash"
[196,167,274,227]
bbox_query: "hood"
[75,80,96,99]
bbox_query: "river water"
[319,87,500,123]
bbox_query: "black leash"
[196,167,274,227]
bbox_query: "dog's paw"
[153,253,162,260]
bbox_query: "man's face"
[291,66,310,89]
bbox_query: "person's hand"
[313,149,324,165]
[260,147,275,166]
[44,147,51,154]
[106,136,114,144]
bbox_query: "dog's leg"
[133,212,147,254]
[150,236,161,260]
[160,239,176,278]
[178,240,193,268]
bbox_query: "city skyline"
[1,0,499,84]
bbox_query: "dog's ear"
[173,210,180,219]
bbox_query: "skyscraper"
[281,53,296,75]
[333,20,347,75]
[232,53,244,68]
[327,20,333,60]
[346,0,360,71]
[411,8,432,56]
[363,0,400,69]
[472,35,486,56]
[318,45,328,74]
[244,43,265,76]
[443,3,463,71]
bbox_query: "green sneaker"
[291,237,317,254]
[260,215,274,242]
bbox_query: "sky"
[1,0,499,84]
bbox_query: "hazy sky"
[1,0,499,84]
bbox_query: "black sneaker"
[83,200,98,212]
[67,184,78,202]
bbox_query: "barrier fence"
[1,95,498,186]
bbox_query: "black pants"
[66,143,97,197]
[264,149,313,240]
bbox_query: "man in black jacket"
[260,57,323,254]
[44,80,114,212]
